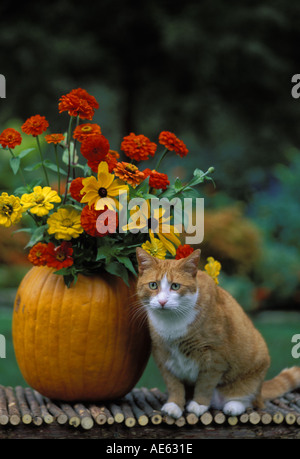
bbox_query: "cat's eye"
[171,283,181,290]
[149,282,158,290]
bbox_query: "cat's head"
[136,247,200,315]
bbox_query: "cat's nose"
[159,299,167,307]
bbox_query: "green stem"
[36,136,50,186]
[63,116,74,204]
[154,148,169,171]
[72,116,80,180]
[54,144,61,196]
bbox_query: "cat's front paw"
[223,401,246,416]
[161,402,183,419]
[186,400,209,417]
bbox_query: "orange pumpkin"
[12,266,151,401]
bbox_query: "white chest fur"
[165,343,199,383]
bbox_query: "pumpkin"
[12,266,151,401]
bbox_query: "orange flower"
[44,133,65,144]
[28,242,49,266]
[159,131,188,157]
[69,177,85,202]
[73,123,101,142]
[22,115,49,137]
[121,133,157,161]
[46,241,74,269]
[143,168,170,190]
[0,128,22,149]
[80,204,118,237]
[114,162,145,187]
[175,244,194,260]
[58,88,99,120]
[69,88,99,111]
[58,94,94,120]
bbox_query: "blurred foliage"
[0,0,299,311]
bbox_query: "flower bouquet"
[0,88,215,286]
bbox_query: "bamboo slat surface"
[0,385,300,431]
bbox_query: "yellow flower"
[204,257,221,284]
[21,186,61,217]
[47,206,84,241]
[124,200,181,256]
[141,234,167,259]
[0,192,24,227]
[80,161,128,211]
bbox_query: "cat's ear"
[136,248,157,274]
[179,249,201,277]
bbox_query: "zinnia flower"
[69,88,99,111]
[58,88,99,120]
[80,134,110,171]
[69,177,85,202]
[158,131,188,157]
[46,241,74,269]
[141,234,167,259]
[143,168,170,190]
[28,242,49,266]
[124,200,181,256]
[21,115,49,137]
[44,133,65,144]
[47,206,84,241]
[204,256,221,284]
[0,192,24,227]
[175,244,194,260]
[20,186,61,217]
[80,161,128,211]
[121,133,157,161]
[0,128,22,149]
[81,204,118,237]
[73,123,101,142]
[114,162,145,187]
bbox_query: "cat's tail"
[261,366,300,400]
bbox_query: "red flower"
[0,128,22,149]
[81,204,118,237]
[143,168,170,190]
[28,242,49,266]
[80,134,117,172]
[159,131,188,157]
[175,244,194,260]
[22,115,49,137]
[69,177,85,202]
[58,88,99,120]
[46,242,74,269]
[121,133,157,161]
[44,133,65,144]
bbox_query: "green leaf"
[24,162,43,172]
[43,159,67,175]
[24,224,48,249]
[10,156,20,175]
[104,261,129,286]
[116,255,137,276]
[174,177,183,192]
[18,148,35,159]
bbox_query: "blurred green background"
[0,0,300,391]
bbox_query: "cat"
[136,247,300,418]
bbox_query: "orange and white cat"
[136,247,300,418]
